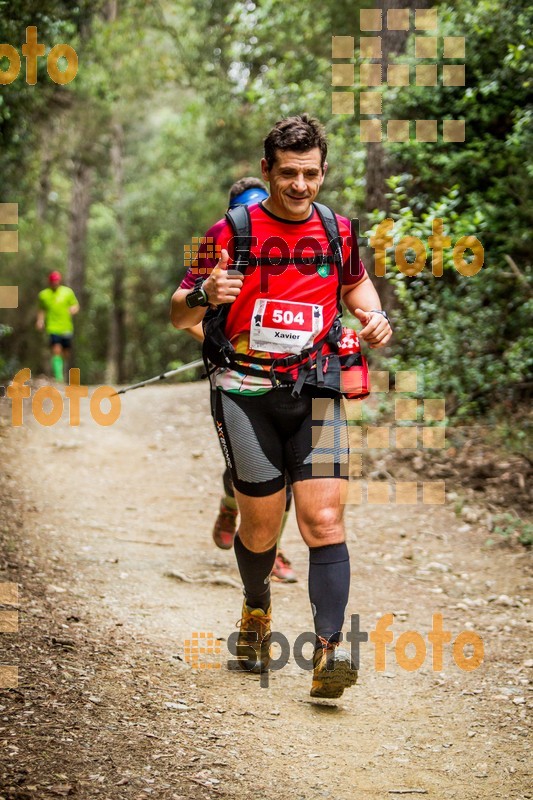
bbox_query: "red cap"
[49,271,62,283]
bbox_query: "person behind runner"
[179,177,297,582]
[36,271,79,382]
[170,114,392,699]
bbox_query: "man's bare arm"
[185,323,204,343]
[170,250,243,329]
[341,273,392,348]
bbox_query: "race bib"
[249,299,324,355]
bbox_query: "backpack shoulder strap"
[312,202,343,271]
[202,205,253,365]
[313,201,345,315]
[225,205,253,274]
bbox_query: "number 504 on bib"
[249,299,324,355]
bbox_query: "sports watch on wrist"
[185,284,209,308]
[371,309,390,322]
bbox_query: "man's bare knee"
[236,488,285,552]
[238,526,278,553]
[298,505,343,543]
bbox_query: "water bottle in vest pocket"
[338,326,370,399]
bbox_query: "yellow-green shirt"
[38,286,78,335]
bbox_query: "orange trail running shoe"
[310,637,358,699]
[236,602,272,674]
[212,500,238,550]
[271,550,298,583]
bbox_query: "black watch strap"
[185,285,209,308]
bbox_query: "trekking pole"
[112,358,204,395]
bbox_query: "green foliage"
[491,513,533,548]
[487,414,533,463]
[0,324,14,380]
[367,179,533,416]
[0,0,530,417]
[0,0,102,191]
[372,0,533,417]
[454,497,465,517]
[383,0,532,265]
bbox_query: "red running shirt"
[180,202,365,356]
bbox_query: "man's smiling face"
[261,147,326,221]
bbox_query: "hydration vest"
[202,202,363,398]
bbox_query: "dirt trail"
[0,382,531,800]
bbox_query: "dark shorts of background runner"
[49,334,73,349]
[214,386,349,497]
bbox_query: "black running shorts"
[214,386,349,497]
[49,333,73,349]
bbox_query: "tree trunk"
[102,0,127,384]
[104,0,118,22]
[36,142,52,223]
[363,0,429,308]
[67,159,93,307]
[105,121,127,385]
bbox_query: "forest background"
[0,0,531,436]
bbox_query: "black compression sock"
[234,534,277,612]
[308,542,350,647]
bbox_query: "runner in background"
[180,177,297,583]
[36,271,79,382]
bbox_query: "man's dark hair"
[263,114,327,171]
[228,176,267,203]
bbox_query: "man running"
[171,115,392,698]
[179,177,297,583]
[36,271,79,382]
